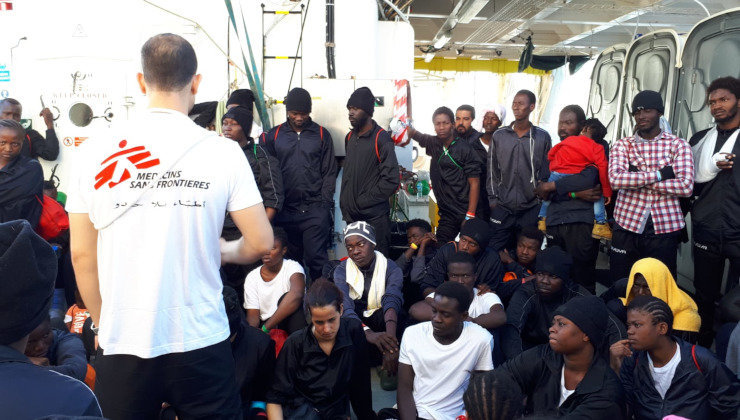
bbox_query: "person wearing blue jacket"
[24,316,88,382]
[261,88,337,282]
[611,295,740,419]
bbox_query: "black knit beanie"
[553,295,609,350]
[632,90,664,114]
[285,87,312,114]
[222,106,254,135]
[459,218,491,249]
[0,220,57,344]
[535,246,572,281]
[226,89,255,109]
[347,87,375,116]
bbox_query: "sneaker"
[538,217,547,233]
[592,221,612,240]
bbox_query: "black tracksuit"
[22,128,60,161]
[689,127,740,347]
[0,154,43,227]
[471,136,490,221]
[544,165,601,293]
[620,338,740,419]
[262,120,337,281]
[419,241,519,303]
[412,132,483,243]
[340,120,399,255]
[494,344,626,418]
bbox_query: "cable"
[287,0,310,95]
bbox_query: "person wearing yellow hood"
[618,258,701,342]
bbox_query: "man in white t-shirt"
[409,251,506,331]
[381,281,493,420]
[67,34,273,419]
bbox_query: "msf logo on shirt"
[94,140,161,190]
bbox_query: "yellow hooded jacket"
[620,258,701,333]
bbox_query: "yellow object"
[410,243,418,250]
[621,258,701,333]
[428,194,440,233]
[591,222,612,240]
[415,57,550,76]
[538,218,547,233]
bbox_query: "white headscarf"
[476,104,507,132]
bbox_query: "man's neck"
[441,135,454,147]
[434,323,464,345]
[718,115,740,131]
[648,337,677,367]
[357,119,374,136]
[289,121,304,133]
[480,132,492,144]
[563,344,594,372]
[147,92,191,115]
[637,127,661,140]
[237,137,251,148]
[513,119,532,132]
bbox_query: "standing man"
[487,90,551,251]
[689,76,740,347]
[455,104,480,143]
[262,87,336,282]
[0,98,59,161]
[535,105,601,293]
[409,106,483,243]
[474,105,506,221]
[68,34,273,419]
[341,87,399,255]
[608,90,694,282]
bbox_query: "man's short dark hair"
[0,98,21,107]
[456,104,475,120]
[517,226,544,246]
[447,251,476,269]
[433,106,454,124]
[141,33,198,91]
[0,119,25,140]
[584,118,607,142]
[515,89,536,106]
[561,104,586,125]
[708,76,740,100]
[407,219,431,233]
[436,281,473,313]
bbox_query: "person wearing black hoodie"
[501,246,625,361]
[493,295,626,418]
[341,87,399,255]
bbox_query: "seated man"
[395,219,438,308]
[500,226,543,283]
[24,315,88,382]
[380,281,493,420]
[420,218,516,304]
[334,221,404,374]
[0,220,101,417]
[611,296,739,419]
[502,246,625,360]
[410,252,506,331]
[0,119,43,227]
[604,258,701,343]
[244,227,306,335]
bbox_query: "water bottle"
[416,180,423,198]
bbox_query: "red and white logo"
[94,140,160,190]
[0,2,13,11]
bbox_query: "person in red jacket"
[538,118,613,240]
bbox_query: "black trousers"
[268,293,308,335]
[488,204,540,251]
[366,213,391,256]
[276,206,332,282]
[609,220,681,284]
[95,340,241,420]
[546,223,599,293]
[693,239,740,347]
[435,212,465,244]
[377,408,427,420]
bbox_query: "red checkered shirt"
[608,131,694,234]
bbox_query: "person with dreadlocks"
[493,295,625,417]
[463,370,523,420]
[611,296,740,419]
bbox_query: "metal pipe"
[380,0,409,22]
[326,0,336,79]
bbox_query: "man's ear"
[136,73,147,94]
[190,74,202,96]
[657,321,669,336]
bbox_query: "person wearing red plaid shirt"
[608,90,694,284]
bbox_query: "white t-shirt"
[399,321,494,420]
[66,108,262,358]
[479,138,490,153]
[244,259,305,320]
[648,343,681,399]
[427,288,503,318]
[559,366,576,407]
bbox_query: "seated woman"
[610,258,701,343]
[610,296,739,419]
[266,281,374,420]
[244,228,306,335]
[493,295,625,417]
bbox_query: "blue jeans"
[539,171,606,223]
